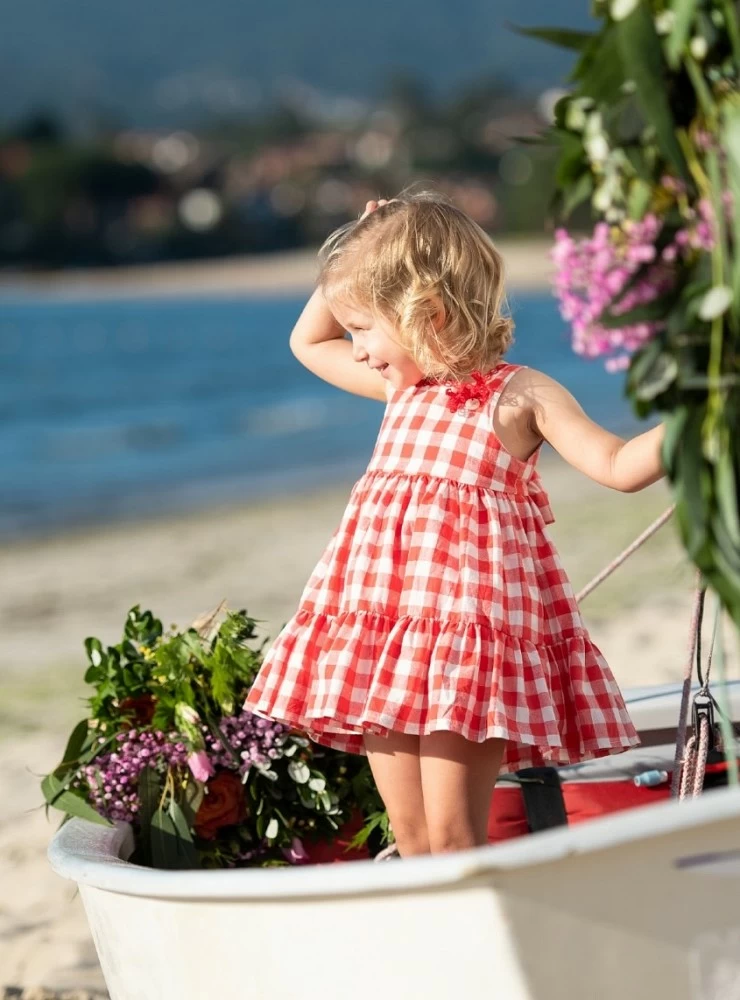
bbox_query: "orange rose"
[194,771,247,840]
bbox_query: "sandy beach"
[1,240,736,995]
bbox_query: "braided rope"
[679,714,711,800]
[575,504,676,605]
[670,579,706,798]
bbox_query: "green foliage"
[41,605,391,869]
[529,0,740,631]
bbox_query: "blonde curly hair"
[317,184,514,381]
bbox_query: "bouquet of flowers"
[41,601,392,869]
[516,0,740,630]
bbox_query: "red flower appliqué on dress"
[416,370,498,414]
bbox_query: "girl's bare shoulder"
[494,364,554,460]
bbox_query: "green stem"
[703,148,729,451]
[711,592,739,787]
[685,55,716,119]
[721,0,740,64]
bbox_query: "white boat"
[47,681,740,1000]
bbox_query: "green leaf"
[562,172,594,217]
[151,801,200,870]
[634,352,679,401]
[579,25,627,103]
[627,177,652,220]
[661,406,689,474]
[675,408,710,560]
[55,719,91,778]
[666,0,700,69]
[598,291,677,330]
[716,449,740,549]
[41,774,114,827]
[615,4,690,182]
[721,102,740,323]
[506,24,595,51]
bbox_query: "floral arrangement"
[516,0,740,630]
[41,602,391,869]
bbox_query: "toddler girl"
[243,189,665,858]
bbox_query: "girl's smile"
[329,301,425,390]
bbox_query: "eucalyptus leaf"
[661,406,690,474]
[288,760,311,784]
[627,177,652,220]
[721,103,740,319]
[665,0,700,68]
[716,449,740,548]
[597,291,676,329]
[55,719,91,778]
[698,286,733,320]
[151,803,199,870]
[615,4,690,182]
[507,24,595,51]
[41,774,114,827]
[563,172,594,217]
[580,25,627,104]
[634,353,679,400]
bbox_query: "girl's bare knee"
[427,820,479,854]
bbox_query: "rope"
[679,713,710,800]
[670,579,705,798]
[575,504,676,604]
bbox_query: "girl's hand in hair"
[360,199,392,220]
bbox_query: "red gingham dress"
[242,361,639,770]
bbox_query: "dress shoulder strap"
[483,362,527,409]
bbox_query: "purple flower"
[281,837,309,864]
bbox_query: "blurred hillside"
[2,0,591,130]
[0,0,594,271]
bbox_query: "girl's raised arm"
[524,369,665,493]
[289,287,389,402]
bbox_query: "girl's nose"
[352,342,369,363]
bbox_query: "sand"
[0,237,556,300]
[1,240,736,994]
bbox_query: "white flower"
[698,286,732,320]
[175,703,200,726]
[620,80,637,94]
[690,36,708,60]
[593,182,614,212]
[565,96,594,132]
[585,111,603,137]
[586,134,610,164]
[611,0,639,21]
[654,10,675,35]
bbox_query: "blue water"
[0,288,645,541]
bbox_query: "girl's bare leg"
[419,731,507,853]
[363,731,431,857]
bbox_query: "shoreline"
[0,236,556,300]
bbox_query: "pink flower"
[550,219,676,369]
[188,749,215,782]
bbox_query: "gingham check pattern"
[243,362,639,768]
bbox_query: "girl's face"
[329,299,426,391]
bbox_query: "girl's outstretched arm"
[523,369,665,493]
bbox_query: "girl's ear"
[430,295,446,333]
